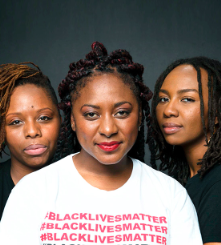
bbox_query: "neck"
[10,158,36,185]
[72,150,133,191]
[182,139,208,178]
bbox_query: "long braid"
[150,56,221,184]
[55,42,153,163]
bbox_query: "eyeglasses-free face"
[156,64,210,148]
[5,84,61,170]
[71,73,141,166]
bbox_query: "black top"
[0,159,14,220]
[186,163,221,243]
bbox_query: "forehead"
[72,73,138,105]
[8,84,55,111]
[161,64,208,91]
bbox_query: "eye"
[158,97,169,103]
[9,120,22,126]
[84,112,99,120]
[115,110,130,118]
[38,116,52,121]
[181,98,195,102]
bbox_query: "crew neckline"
[69,153,138,194]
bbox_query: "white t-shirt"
[0,154,202,245]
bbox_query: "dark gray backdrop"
[1,0,221,163]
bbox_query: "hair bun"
[86,41,107,60]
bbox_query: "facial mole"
[31,106,34,108]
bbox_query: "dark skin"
[5,84,61,184]
[156,65,219,245]
[71,73,141,191]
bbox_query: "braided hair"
[54,41,153,163]
[151,57,221,185]
[0,62,58,157]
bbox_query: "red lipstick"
[162,123,182,134]
[97,141,121,152]
[24,144,47,156]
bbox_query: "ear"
[71,113,76,132]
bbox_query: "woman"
[0,43,202,244]
[0,62,61,220]
[151,57,221,244]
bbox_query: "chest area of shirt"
[39,207,169,245]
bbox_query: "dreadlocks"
[0,62,58,157]
[54,41,153,163]
[151,57,221,185]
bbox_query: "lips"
[162,123,183,134]
[97,141,121,152]
[24,144,47,156]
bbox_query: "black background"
[1,0,221,163]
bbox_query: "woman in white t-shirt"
[0,42,202,245]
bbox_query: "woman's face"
[71,73,141,165]
[5,84,61,169]
[156,64,210,147]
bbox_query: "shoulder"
[12,154,74,196]
[0,159,11,172]
[132,158,186,196]
[205,163,221,182]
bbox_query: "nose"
[163,100,179,118]
[99,114,118,138]
[24,121,42,138]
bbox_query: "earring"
[138,126,141,131]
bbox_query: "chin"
[27,158,49,169]
[164,136,184,146]
[95,154,126,166]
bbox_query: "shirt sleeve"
[197,181,221,243]
[0,180,42,245]
[170,188,203,245]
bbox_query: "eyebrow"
[6,108,54,118]
[81,101,132,110]
[159,89,198,95]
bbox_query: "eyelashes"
[9,119,22,126]
[8,115,53,126]
[38,116,53,121]
[83,110,131,120]
[158,97,196,103]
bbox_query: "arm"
[197,181,221,244]
[0,179,42,245]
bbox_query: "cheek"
[5,128,23,146]
[155,106,162,124]
[42,123,61,142]
[120,118,139,141]
[75,123,95,142]
[184,108,201,124]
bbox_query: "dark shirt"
[0,159,14,220]
[186,164,221,243]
